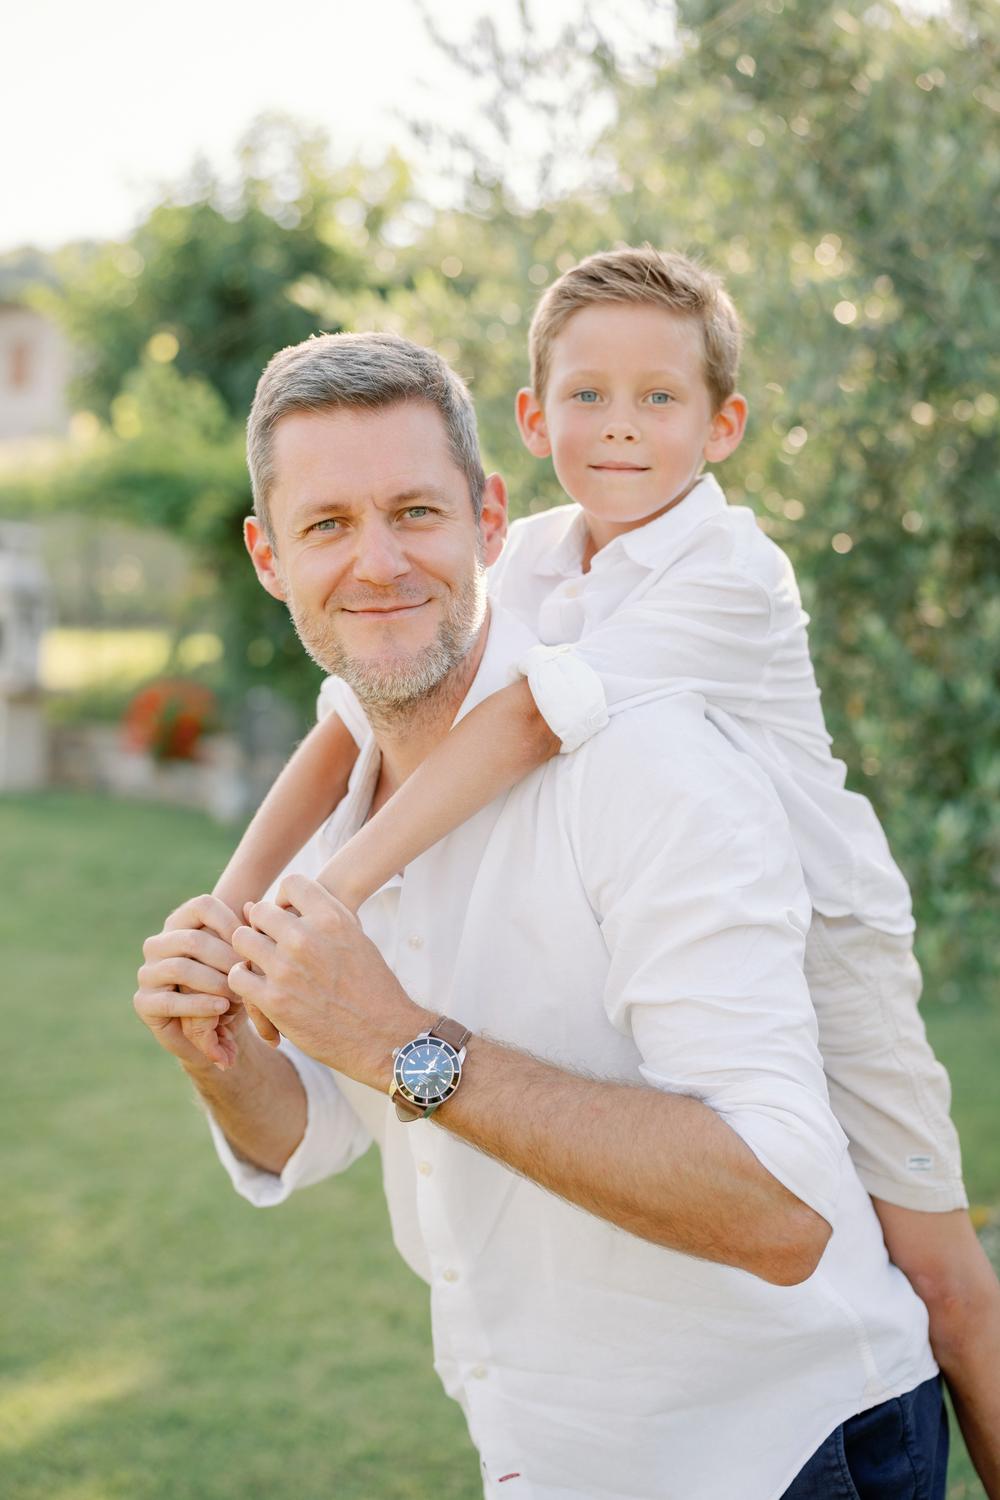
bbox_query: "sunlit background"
[1,3,997,1497]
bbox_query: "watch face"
[394,1038,460,1105]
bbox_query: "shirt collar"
[608,473,729,571]
[530,473,729,581]
[530,506,592,579]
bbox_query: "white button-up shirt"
[210,608,933,1500]
[488,475,914,935]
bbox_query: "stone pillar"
[0,522,50,790]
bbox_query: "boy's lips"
[589,462,651,472]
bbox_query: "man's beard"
[285,562,488,713]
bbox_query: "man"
[135,332,941,1500]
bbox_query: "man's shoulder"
[564,691,785,831]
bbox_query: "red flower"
[123,679,217,762]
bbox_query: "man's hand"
[134,894,244,1070]
[229,874,429,1089]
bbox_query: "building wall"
[0,303,71,441]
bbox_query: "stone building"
[0,251,72,448]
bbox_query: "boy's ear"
[704,393,748,464]
[515,388,552,458]
[244,516,287,603]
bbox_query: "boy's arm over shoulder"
[564,695,848,1225]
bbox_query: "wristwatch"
[389,1016,471,1123]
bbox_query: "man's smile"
[340,600,432,619]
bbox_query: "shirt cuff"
[513,643,610,754]
[204,1039,372,1207]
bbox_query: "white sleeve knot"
[513,643,610,754]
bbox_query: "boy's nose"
[601,421,639,442]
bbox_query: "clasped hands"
[135,874,428,1091]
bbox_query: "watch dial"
[397,1041,458,1101]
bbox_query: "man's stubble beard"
[285,558,489,730]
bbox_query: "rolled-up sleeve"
[514,562,774,754]
[574,707,848,1226]
[206,1039,372,1208]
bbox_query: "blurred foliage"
[2,117,412,716]
[1,3,997,984]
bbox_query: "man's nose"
[350,520,410,585]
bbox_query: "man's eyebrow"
[291,486,453,526]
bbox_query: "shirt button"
[407,934,424,950]
[471,1364,488,1380]
[442,1267,460,1284]
[417,1160,433,1176]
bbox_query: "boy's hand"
[134,894,245,1070]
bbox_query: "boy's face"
[518,303,746,549]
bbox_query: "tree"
[401,0,999,985]
[4,117,412,716]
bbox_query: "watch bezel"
[392,1034,462,1108]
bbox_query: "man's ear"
[703,393,748,464]
[244,516,287,602]
[478,473,508,568]
[515,388,552,458]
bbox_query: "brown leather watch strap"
[430,1016,471,1052]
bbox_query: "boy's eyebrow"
[555,365,694,386]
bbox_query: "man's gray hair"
[246,331,487,542]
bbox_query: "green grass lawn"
[2,792,996,1500]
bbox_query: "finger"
[137,956,234,998]
[163,894,241,942]
[228,959,268,1005]
[181,1015,232,1068]
[246,1001,281,1046]
[231,924,277,971]
[143,928,236,972]
[277,873,350,921]
[246,899,302,944]
[134,988,231,1021]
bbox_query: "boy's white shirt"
[483,472,915,936]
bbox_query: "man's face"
[246,401,507,708]
[518,303,745,549]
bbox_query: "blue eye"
[405,506,431,519]
[648,391,673,405]
[574,389,600,403]
[311,518,342,532]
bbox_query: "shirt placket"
[391,876,498,1431]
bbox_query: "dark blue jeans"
[780,1376,948,1499]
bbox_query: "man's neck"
[366,613,491,810]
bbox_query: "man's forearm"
[184,1022,307,1175]
[432,1035,830,1285]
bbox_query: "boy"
[173,250,1000,1490]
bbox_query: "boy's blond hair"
[529,247,742,412]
